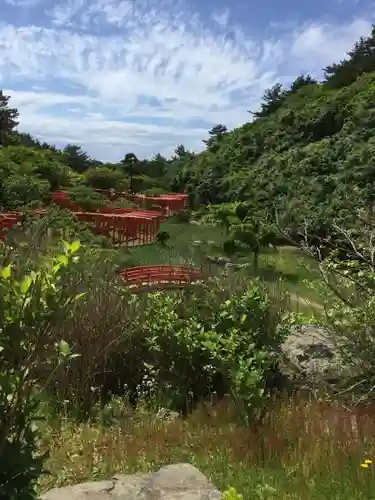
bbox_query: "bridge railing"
[119,264,203,286]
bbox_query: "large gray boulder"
[279,324,347,388]
[40,463,221,500]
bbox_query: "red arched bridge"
[119,264,205,291]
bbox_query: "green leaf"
[62,240,70,253]
[0,264,12,279]
[69,240,81,254]
[56,254,69,266]
[20,276,32,294]
[57,340,70,357]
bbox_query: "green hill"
[171,26,375,232]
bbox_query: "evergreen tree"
[0,91,19,146]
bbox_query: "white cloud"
[0,0,374,161]
[212,9,230,28]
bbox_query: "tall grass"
[38,394,375,499]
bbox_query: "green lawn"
[121,221,323,309]
[122,220,227,266]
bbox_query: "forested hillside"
[171,26,375,231]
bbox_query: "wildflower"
[360,459,373,468]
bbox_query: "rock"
[279,324,346,387]
[40,463,221,500]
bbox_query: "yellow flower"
[360,459,372,468]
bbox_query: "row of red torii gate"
[0,190,189,246]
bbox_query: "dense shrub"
[156,229,170,246]
[135,274,289,420]
[0,240,84,499]
[65,185,108,211]
[1,174,49,210]
[85,167,127,190]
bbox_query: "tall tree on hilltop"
[324,25,375,88]
[121,153,138,192]
[174,144,188,158]
[0,91,19,146]
[289,74,317,93]
[203,124,228,151]
[250,83,287,118]
[62,144,91,173]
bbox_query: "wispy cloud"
[4,0,43,7]
[0,0,373,161]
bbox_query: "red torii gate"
[1,188,186,246]
[0,209,163,247]
[94,189,188,216]
[73,210,162,246]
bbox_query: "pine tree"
[0,90,19,146]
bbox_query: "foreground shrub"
[0,240,84,499]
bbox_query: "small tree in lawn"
[156,230,170,246]
[233,204,276,271]
[233,221,276,271]
[216,206,232,235]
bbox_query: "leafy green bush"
[0,224,135,419]
[0,240,84,499]
[138,275,289,421]
[85,167,127,190]
[65,185,107,211]
[1,174,49,210]
[156,229,170,246]
[221,487,244,500]
[34,162,70,191]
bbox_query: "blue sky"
[0,0,373,161]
